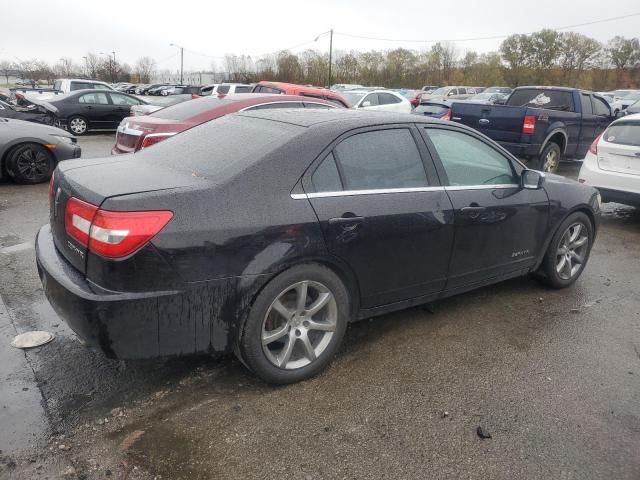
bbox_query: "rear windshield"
[414,104,448,115]
[150,98,234,120]
[604,122,640,147]
[507,89,574,111]
[147,115,303,179]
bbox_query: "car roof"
[236,108,447,128]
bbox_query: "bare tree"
[134,57,156,83]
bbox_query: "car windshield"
[150,98,234,120]
[604,121,640,147]
[430,88,451,96]
[342,92,366,105]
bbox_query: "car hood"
[1,118,71,137]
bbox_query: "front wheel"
[537,142,561,173]
[237,264,350,384]
[5,143,55,184]
[537,212,594,289]
[68,115,89,135]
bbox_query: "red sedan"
[111,94,342,155]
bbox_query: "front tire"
[68,115,89,135]
[537,212,593,289]
[237,264,350,384]
[5,143,55,184]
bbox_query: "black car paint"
[41,90,147,132]
[36,110,600,360]
[450,87,615,161]
[0,100,54,125]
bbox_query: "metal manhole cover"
[11,331,55,349]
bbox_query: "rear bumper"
[36,224,244,359]
[578,152,640,206]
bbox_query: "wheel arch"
[539,129,567,155]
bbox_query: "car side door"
[76,92,112,128]
[302,126,455,309]
[577,93,598,158]
[108,93,144,127]
[421,125,549,290]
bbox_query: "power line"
[334,12,640,44]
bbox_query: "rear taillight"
[140,133,174,150]
[589,133,603,155]
[522,115,536,135]
[48,171,55,205]
[441,109,451,121]
[64,197,173,258]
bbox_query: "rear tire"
[237,264,350,384]
[5,143,55,184]
[537,212,594,289]
[536,142,561,173]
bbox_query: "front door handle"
[461,206,486,219]
[329,215,365,225]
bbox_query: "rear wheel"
[537,142,561,173]
[537,212,593,289]
[68,115,89,135]
[5,143,55,184]
[237,264,350,384]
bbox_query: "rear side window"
[217,85,230,94]
[507,89,575,111]
[334,129,428,190]
[378,93,402,105]
[604,122,640,147]
[426,128,517,186]
[78,92,109,105]
[580,94,593,115]
[235,86,251,93]
[593,97,611,116]
[312,153,342,192]
[151,98,234,120]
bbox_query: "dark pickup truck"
[450,86,615,172]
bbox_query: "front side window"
[110,94,140,106]
[593,97,611,117]
[426,128,517,186]
[78,92,109,105]
[361,93,379,107]
[335,129,428,190]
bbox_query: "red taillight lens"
[589,133,603,155]
[65,197,98,247]
[140,133,173,150]
[441,109,452,121]
[522,115,536,135]
[65,197,173,258]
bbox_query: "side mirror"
[447,91,454,96]
[522,169,545,189]
[361,101,372,107]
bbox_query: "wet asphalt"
[0,135,638,479]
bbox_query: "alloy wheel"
[556,222,589,280]
[543,149,559,172]
[262,280,337,370]
[69,117,87,135]
[15,147,50,182]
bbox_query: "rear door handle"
[329,215,365,225]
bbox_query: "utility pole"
[170,44,184,84]
[328,29,333,88]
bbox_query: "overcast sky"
[2,0,639,72]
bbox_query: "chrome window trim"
[290,184,520,199]
[240,101,336,112]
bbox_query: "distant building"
[150,71,231,85]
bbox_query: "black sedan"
[36,110,600,384]
[37,90,148,135]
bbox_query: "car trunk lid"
[49,156,207,274]
[450,103,527,143]
[597,121,640,176]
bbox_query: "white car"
[200,83,252,96]
[578,113,640,207]
[611,91,640,116]
[341,89,411,113]
[20,79,113,103]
